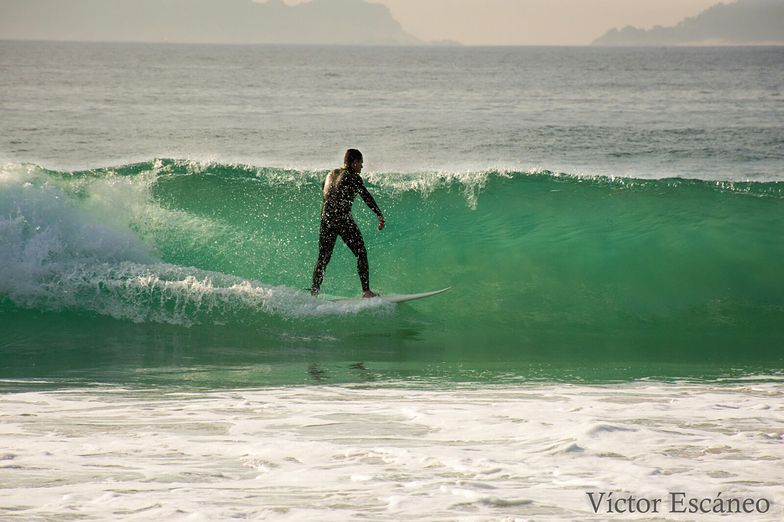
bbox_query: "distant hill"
[0,0,421,45]
[592,0,784,46]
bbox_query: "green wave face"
[1,160,783,384]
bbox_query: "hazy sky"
[287,0,722,45]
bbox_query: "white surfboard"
[331,287,450,304]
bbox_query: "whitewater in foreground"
[1,380,782,521]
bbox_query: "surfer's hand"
[377,215,385,231]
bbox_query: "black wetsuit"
[311,168,382,294]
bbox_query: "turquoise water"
[2,160,782,385]
[1,43,783,386]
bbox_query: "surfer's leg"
[311,223,337,296]
[340,220,371,293]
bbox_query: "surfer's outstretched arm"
[358,182,384,230]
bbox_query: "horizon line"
[3,38,784,48]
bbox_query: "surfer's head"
[344,149,363,173]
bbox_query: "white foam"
[0,163,393,322]
[0,382,781,520]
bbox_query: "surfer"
[311,149,385,298]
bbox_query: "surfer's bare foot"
[310,288,319,297]
[363,290,379,298]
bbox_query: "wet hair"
[343,148,363,168]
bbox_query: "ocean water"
[1,42,783,520]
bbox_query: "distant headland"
[0,0,422,45]
[592,0,784,46]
